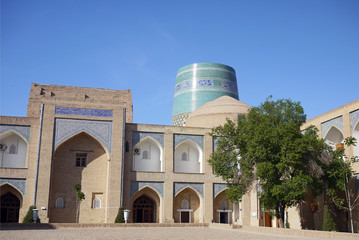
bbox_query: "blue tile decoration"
[130,181,164,198]
[321,116,343,138]
[174,134,204,150]
[0,178,26,196]
[55,107,113,117]
[54,118,112,152]
[132,132,164,147]
[350,110,359,131]
[0,125,31,143]
[174,182,204,198]
[213,183,227,198]
[172,63,239,126]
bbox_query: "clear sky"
[1,0,358,125]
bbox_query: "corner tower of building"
[172,63,239,126]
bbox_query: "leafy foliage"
[325,137,358,233]
[74,184,85,223]
[322,204,337,231]
[22,205,41,223]
[209,97,327,227]
[115,207,125,223]
[74,184,85,201]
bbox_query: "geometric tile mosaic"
[321,116,343,138]
[0,178,26,196]
[0,125,31,143]
[174,182,204,198]
[174,134,204,150]
[130,181,164,198]
[213,183,227,199]
[132,132,164,147]
[55,107,113,117]
[54,118,112,152]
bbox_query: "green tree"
[322,204,337,231]
[22,205,41,223]
[209,97,326,228]
[326,137,358,233]
[115,207,125,223]
[74,184,85,223]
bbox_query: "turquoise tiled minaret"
[172,63,239,126]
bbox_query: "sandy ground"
[1,227,354,240]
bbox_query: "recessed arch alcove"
[132,137,163,172]
[174,140,203,173]
[213,189,233,224]
[0,131,28,168]
[173,187,202,223]
[353,121,359,158]
[324,126,344,149]
[49,132,108,223]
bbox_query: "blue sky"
[1,0,358,125]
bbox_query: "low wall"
[242,225,358,239]
[0,223,208,230]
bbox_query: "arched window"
[9,144,17,154]
[181,152,188,161]
[220,200,227,210]
[142,150,149,159]
[93,197,101,209]
[181,199,189,209]
[55,197,64,209]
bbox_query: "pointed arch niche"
[324,126,344,149]
[173,187,202,223]
[133,137,163,172]
[50,132,108,223]
[0,131,28,168]
[174,140,203,173]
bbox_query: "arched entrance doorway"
[213,189,233,224]
[173,187,202,223]
[133,195,155,223]
[1,192,20,223]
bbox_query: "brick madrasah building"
[0,63,358,231]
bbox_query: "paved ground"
[0,227,354,240]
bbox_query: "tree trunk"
[276,204,285,228]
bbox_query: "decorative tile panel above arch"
[174,182,204,198]
[321,116,343,138]
[174,134,204,150]
[0,125,31,143]
[54,118,112,152]
[132,132,164,147]
[213,183,227,199]
[55,107,113,117]
[350,110,359,131]
[0,178,26,196]
[130,181,164,198]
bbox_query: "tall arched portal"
[49,132,108,223]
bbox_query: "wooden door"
[181,211,190,223]
[133,195,155,223]
[0,193,20,223]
